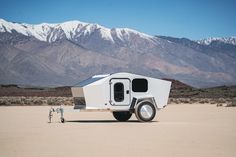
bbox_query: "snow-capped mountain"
[0,18,152,43]
[0,19,236,87]
[197,37,236,45]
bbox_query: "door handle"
[126,90,129,94]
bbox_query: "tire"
[135,101,156,122]
[61,118,65,123]
[113,111,132,122]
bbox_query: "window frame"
[132,78,148,92]
[114,82,124,102]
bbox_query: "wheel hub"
[140,104,153,119]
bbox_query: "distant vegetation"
[0,80,235,106]
[0,85,72,97]
[165,79,236,106]
[165,79,236,98]
[0,96,73,106]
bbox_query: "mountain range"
[0,18,236,87]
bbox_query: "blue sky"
[0,0,236,39]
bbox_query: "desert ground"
[0,104,236,157]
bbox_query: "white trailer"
[70,72,171,122]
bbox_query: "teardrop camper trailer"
[70,72,171,122]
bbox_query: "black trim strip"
[129,97,137,113]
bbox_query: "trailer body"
[71,72,171,122]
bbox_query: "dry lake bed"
[0,104,236,157]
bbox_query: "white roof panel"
[74,74,110,87]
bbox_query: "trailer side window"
[132,78,148,92]
[114,83,124,102]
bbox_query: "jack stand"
[48,106,65,123]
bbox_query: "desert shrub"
[190,98,196,103]
[10,98,22,105]
[169,98,178,104]
[181,98,190,103]
[204,99,209,103]
[210,100,216,104]
[47,98,56,105]
[0,99,11,105]
[46,97,65,105]
[0,96,73,106]
[175,98,181,104]
[33,98,43,105]
[64,100,72,106]
[199,99,205,104]
[199,99,209,104]
[217,98,226,103]
[24,98,31,105]
[20,97,26,102]
[226,100,236,107]
[42,99,47,105]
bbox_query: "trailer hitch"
[48,106,65,123]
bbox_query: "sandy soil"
[0,104,236,157]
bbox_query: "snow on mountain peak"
[0,18,7,23]
[197,37,236,45]
[0,19,154,43]
[122,28,153,38]
[1,19,236,47]
[111,27,153,42]
[97,26,114,42]
[0,19,29,36]
[59,21,86,39]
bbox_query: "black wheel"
[61,118,65,123]
[135,101,156,122]
[113,111,132,122]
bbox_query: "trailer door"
[110,79,130,106]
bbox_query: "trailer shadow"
[65,120,159,123]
